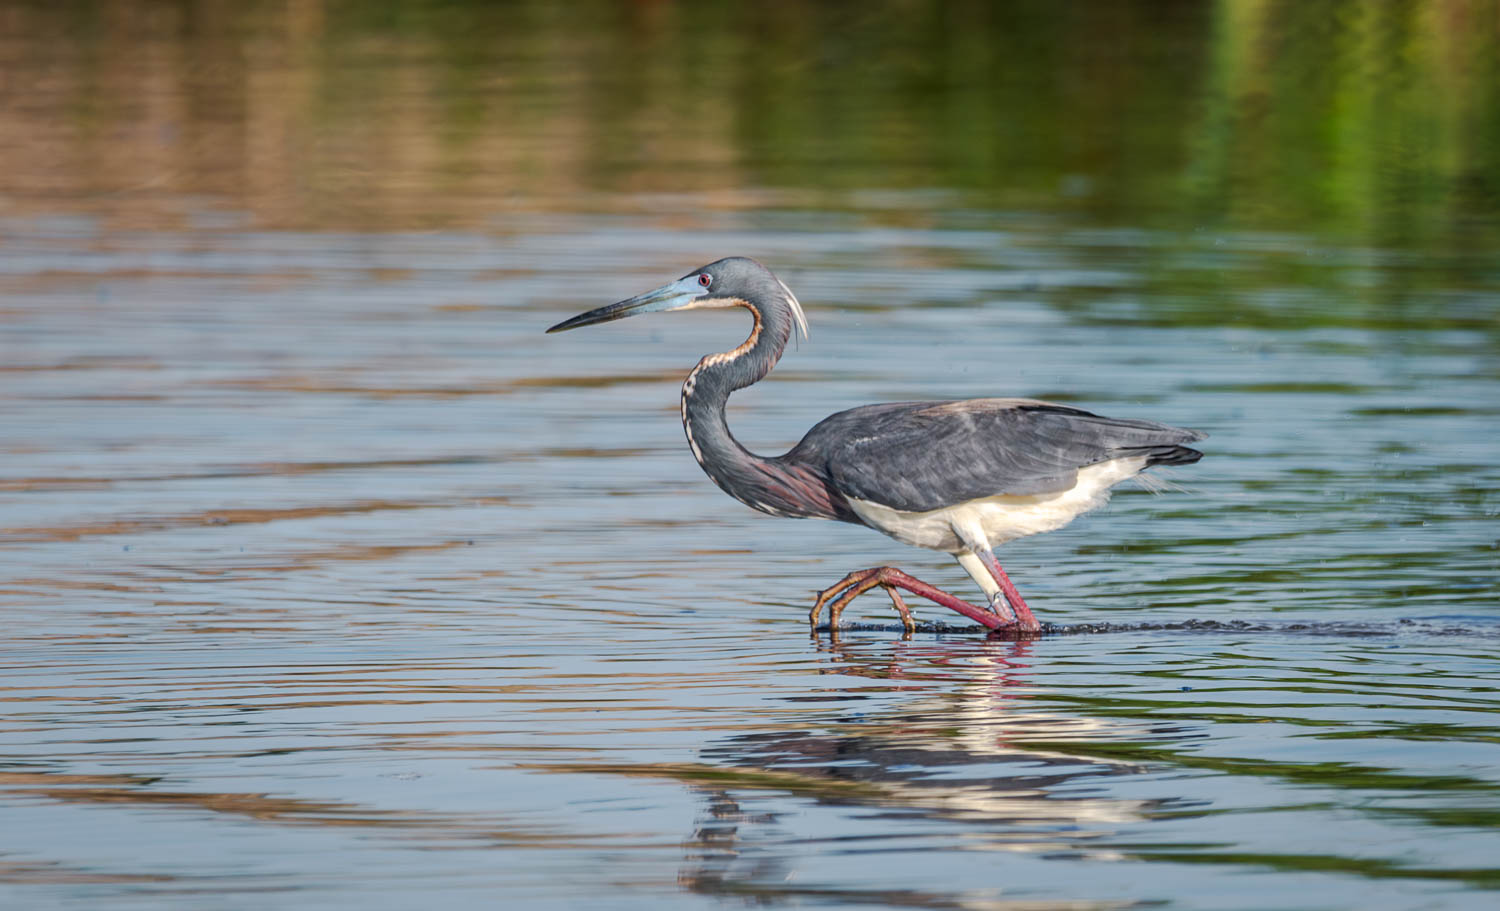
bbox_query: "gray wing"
[790,398,1205,513]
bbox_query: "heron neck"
[678,303,844,521]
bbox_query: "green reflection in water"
[1128,850,1500,886]
[1025,739,1500,793]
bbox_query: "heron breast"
[846,456,1149,552]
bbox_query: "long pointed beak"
[546,275,706,333]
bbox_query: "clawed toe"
[810,567,914,632]
[810,566,1005,633]
[809,568,879,627]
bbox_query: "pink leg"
[811,566,1010,631]
[975,550,1041,632]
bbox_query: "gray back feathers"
[785,398,1205,513]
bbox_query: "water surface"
[3,2,1500,909]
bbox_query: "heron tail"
[1126,445,1204,468]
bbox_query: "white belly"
[846,456,1149,553]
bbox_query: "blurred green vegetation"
[3,0,1498,337]
[3,0,1496,245]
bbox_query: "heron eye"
[698,273,712,288]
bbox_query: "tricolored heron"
[546,257,1204,634]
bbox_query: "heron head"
[546,257,808,339]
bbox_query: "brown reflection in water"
[213,370,685,398]
[0,358,165,374]
[1,456,516,491]
[21,787,424,828]
[0,500,481,544]
[4,540,475,601]
[0,861,174,886]
[0,769,628,850]
[0,772,158,788]
[170,539,477,575]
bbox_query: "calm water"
[4,2,1500,909]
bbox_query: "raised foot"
[810,566,1038,633]
[810,568,916,633]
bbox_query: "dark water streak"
[828,617,1500,638]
